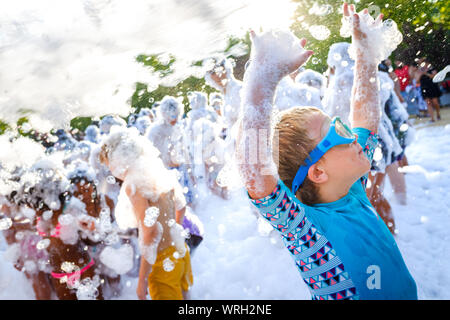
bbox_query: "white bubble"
[399,123,409,132]
[43,210,53,221]
[76,277,100,300]
[106,175,116,184]
[163,257,175,272]
[44,169,54,179]
[341,60,349,67]
[420,216,429,224]
[49,201,59,210]
[369,77,376,83]
[36,239,50,250]
[308,25,331,41]
[20,122,32,133]
[216,168,229,187]
[15,232,25,241]
[0,217,12,231]
[373,147,383,161]
[383,19,394,28]
[144,206,160,227]
[61,261,78,273]
[167,219,176,228]
[433,65,450,83]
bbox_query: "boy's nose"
[349,134,359,147]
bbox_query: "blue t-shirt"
[250,128,417,300]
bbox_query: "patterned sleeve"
[249,180,308,237]
[352,127,379,189]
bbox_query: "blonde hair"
[272,106,323,205]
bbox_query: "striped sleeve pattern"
[250,182,360,300]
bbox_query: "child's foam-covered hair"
[65,159,97,183]
[158,96,183,123]
[99,127,179,203]
[17,156,70,211]
[134,116,152,135]
[188,91,208,110]
[212,58,235,78]
[209,92,223,104]
[99,115,127,135]
[84,125,100,143]
[295,69,326,90]
[327,42,354,73]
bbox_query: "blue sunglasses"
[291,117,356,195]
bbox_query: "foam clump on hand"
[249,30,305,78]
[340,12,402,64]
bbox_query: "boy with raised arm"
[237,3,417,300]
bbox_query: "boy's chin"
[360,162,371,177]
[353,160,371,179]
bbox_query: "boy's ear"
[307,164,328,184]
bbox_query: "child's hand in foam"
[342,3,383,45]
[249,30,313,80]
[341,2,401,64]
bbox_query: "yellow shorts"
[148,244,193,300]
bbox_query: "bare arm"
[346,4,383,132]
[176,206,185,225]
[126,186,161,299]
[236,31,313,199]
[137,258,151,300]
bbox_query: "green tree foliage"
[0,120,11,135]
[290,0,449,72]
[131,53,217,115]
[131,36,251,114]
[70,117,93,133]
[2,1,447,134]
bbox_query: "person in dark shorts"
[419,59,442,122]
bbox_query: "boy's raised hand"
[249,30,313,79]
[342,2,384,57]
